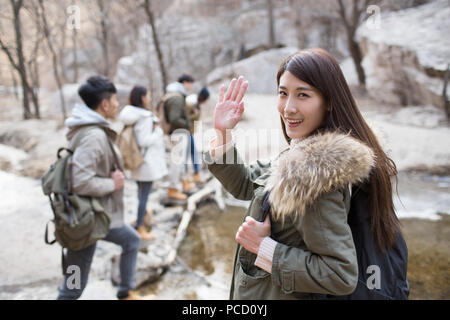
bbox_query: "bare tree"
[0,0,31,119]
[25,8,42,119]
[0,0,44,119]
[96,0,111,77]
[51,0,71,84]
[443,64,449,121]
[144,0,168,90]
[9,64,19,99]
[37,0,67,120]
[267,0,275,49]
[336,0,376,87]
[71,21,79,82]
[288,0,304,49]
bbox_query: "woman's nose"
[284,100,297,114]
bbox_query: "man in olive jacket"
[57,76,144,300]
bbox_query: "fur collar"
[264,131,375,218]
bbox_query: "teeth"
[288,120,302,124]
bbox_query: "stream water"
[141,170,450,299]
[141,202,245,299]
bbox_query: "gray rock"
[206,47,299,94]
[357,0,450,109]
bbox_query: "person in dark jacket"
[205,49,408,299]
[164,74,197,202]
[185,86,210,185]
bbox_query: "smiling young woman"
[205,48,408,300]
[276,49,400,252]
[277,70,328,140]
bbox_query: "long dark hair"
[277,48,400,252]
[128,85,148,108]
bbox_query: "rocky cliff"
[357,0,449,110]
[114,1,347,97]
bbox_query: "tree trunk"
[144,0,167,91]
[29,81,40,119]
[28,45,41,119]
[38,0,67,120]
[337,0,366,87]
[10,65,19,100]
[443,64,449,120]
[19,73,32,119]
[348,34,366,87]
[97,0,110,77]
[267,0,276,48]
[12,0,32,119]
[288,0,303,49]
[72,24,79,82]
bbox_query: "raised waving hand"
[213,76,248,141]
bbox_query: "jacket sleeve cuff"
[255,237,278,274]
[104,178,116,194]
[208,136,234,161]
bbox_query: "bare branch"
[0,36,19,70]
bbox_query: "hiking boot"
[182,180,198,195]
[167,187,188,201]
[130,209,153,229]
[143,209,153,228]
[119,290,155,300]
[137,225,155,241]
[192,172,206,184]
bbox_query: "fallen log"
[112,177,226,287]
[148,178,221,269]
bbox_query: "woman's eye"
[278,91,287,96]
[298,93,309,98]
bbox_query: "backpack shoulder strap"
[162,92,181,102]
[106,134,121,171]
[71,125,122,171]
[70,125,99,151]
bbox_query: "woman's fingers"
[224,78,237,101]
[230,76,243,101]
[245,216,256,225]
[224,76,247,102]
[218,84,225,103]
[235,80,248,103]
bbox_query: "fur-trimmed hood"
[264,131,375,218]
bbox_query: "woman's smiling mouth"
[285,118,304,127]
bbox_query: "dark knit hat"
[198,86,210,103]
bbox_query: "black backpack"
[338,184,410,299]
[261,186,410,300]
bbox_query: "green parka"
[206,131,375,299]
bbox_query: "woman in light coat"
[118,85,168,240]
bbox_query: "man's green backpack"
[42,126,112,251]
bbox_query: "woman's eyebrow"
[279,85,314,91]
